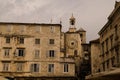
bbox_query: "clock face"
[67,39,77,49]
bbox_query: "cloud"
[0,0,118,42]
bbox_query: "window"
[15,49,25,57]
[6,25,12,32]
[116,50,119,63]
[35,26,40,32]
[106,60,109,68]
[50,26,54,33]
[106,39,108,51]
[30,64,39,72]
[71,42,74,45]
[115,25,118,36]
[48,64,54,72]
[34,50,40,58]
[103,63,105,71]
[3,63,10,71]
[101,42,104,54]
[110,35,113,48]
[74,50,78,56]
[49,50,55,57]
[6,37,10,43]
[16,63,23,72]
[20,25,26,32]
[35,39,40,44]
[111,57,115,67]
[49,39,54,44]
[18,49,24,56]
[19,37,24,44]
[64,64,68,72]
[4,49,10,57]
[115,25,119,40]
[80,34,83,37]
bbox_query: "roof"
[76,27,86,32]
[90,38,100,43]
[98,21,110,35]
[0,22,61,27]
[86,68,120,79]
[108,1,120,20]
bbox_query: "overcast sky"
[0,0,119,42]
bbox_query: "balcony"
[60,57,75,63]
[60,48,65,52]
[13,56,27,62]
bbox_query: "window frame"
[34,50,40,59]
[49,39,55,44]
[64,63,68,72]
[6,37,10,43]
[49,50,55,57]
[50,26,55,33]
[48,64,54,72]
[4,48,10,57]
[30,63,40,72]
[19,37,24,44]
[3,62,10,71]
[35,39,40,44]
[15,48,25,57]
[16,63,24,72]
[35,26,41,33]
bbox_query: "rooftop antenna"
[50,19,53,24]
[60,18,62,24]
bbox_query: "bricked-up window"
[15,49,25,57]
[30,64,39,72]
[48,64,54,72]
[20,26,26,32]
[35,26,40,32]
[4,49,10,57]
[64,64,68,72]
[6,37,10,43]
[49,39,54,44]
[17,63,24,72]
[50,26,54,33]
[3,62,10,71]
[35,39,40,44]
[34,50,40,58]
[19,37,24,44]
[49,50,55,57]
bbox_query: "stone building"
[86,1,120,80]
[0,23,75,80]
[0,15,86,80]
[64,15,86,77]
[98,1,120,72]
[90,39,100,74]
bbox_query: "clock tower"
[65,14,82,57]
[69,14,76,32]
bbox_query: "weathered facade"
[0,15,86,80]
[0,23,75,80]
[86,1,120,80]
[98,1,120,72]
[90,39,100,74]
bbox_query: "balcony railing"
[60,57,75,63]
